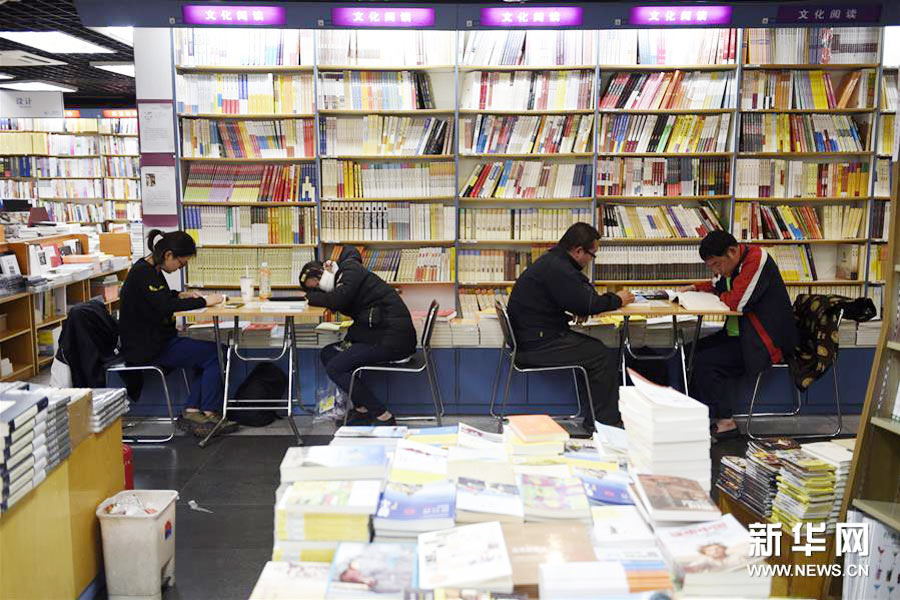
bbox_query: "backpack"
[231,363,288,427]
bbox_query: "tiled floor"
[122,413,859,600]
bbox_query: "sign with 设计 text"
[182,5,285,26]
[0,90,63,118]
[629,6,732,26]
[331,7,435,27]
[480,6,583,27]
[776,5,882,24]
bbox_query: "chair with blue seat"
[344,299,444,425]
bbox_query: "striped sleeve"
[719,246,768,312]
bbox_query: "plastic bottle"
[259,261,271,300]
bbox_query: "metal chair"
[106,363,191,444]
[489,300,596,431]
[736,309,844,440]
[345,299,445,425]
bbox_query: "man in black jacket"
[301,246,417,426]
[508,223,634,430]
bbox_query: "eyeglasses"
[583,247,597,259]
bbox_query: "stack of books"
[326,541,418,599]
[742,437,800,518]
[33,387,72,473]
[619,370,712,491]
[503,522,596,597]
[330,425,408,449]
[90,388,129,433]
[1,389,49,513]
[250,561,330,600]
[771,449,837,529]
[589,505,655,549]
[539,555,672,599]
[373,480,456,540]
[715,455,747,501]
[503,415,569,457]
[417,521,514,593]
[448,320,478,347]
[517,473,591,523]
[631,473,721,528]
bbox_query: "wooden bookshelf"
[178,113,316,119]
[459,109,595,116]
[175,65,314,73]
[599,64,737,72]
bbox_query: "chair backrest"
[421,299,440,349]
[494,300,517,353]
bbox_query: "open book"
[676,291,730,312]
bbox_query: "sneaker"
[204,413,240,435]
[177,410,209,432]
[346,409,374,426]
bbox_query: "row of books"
[599,204,723,239]
[461,161,592,199]
[175,28,312,67]
[734,159,870,198]
[103,156,141,178]
[350,247,454,283]
[0,155,33,177]
[875,158,892,197]
[181,118,316,159]
[878,114,895,155]
[0,117,98,133]
[33,157,103,178]
[872,200,890,239]
[459,287,510,319]
[0,179,34,199]
[100,118,138,135]
[598,113,732,153]
[882,72,898,111]
[183,206,318,245]
[458,207,592,242]
[320,202,455,242]
[321,160,454,199]
[739,113,865,153]
[763,243,863,282]
[318,71,436,111]
[36,179,102,200]
[599,28,737,66]
[103,200,142,222]
[733,203,866,241]
[0,132,49,155]
[460,114,594,155]
[593,245,708,280]
[99,136,138,156]
[601,71,736,111]
[183,164,318,203]
[176,73,315,115]
[741,69,875,110]
[103,179,140,201]
[37,200,105,224]
[744,27,880,65]
[596,157,730,197]
[318,30,454,67]
[46,135,100,157]
[457,247,551,283]
[460,71,594,111]
[460,30,597,67]
[319,116,452,156]
[187,247,315,287]
[843,510,900,599]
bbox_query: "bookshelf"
[159,26,892,323]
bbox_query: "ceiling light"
[0,80,77,92]
[0,73,12,80]
[0,31,113,54]
[87,26,133,47]
[91,62,134,77]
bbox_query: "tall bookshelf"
[165,25,893,326]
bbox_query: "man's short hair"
[558,222,601,252]
[699,230,739,260]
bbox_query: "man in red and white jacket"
[679,231,798,439]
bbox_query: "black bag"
[231,363,288,427]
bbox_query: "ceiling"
[0,0,134,108]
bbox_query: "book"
[280,446,390,482]
[389,439,449,484]
[633,474,720,523]
[575,467,632,505]
[326,542,417,599]
[590,505,655,547]
[501,522,595,596]
[503,429,563,457]
[373,480,456,536]
[275,480,382,516]
[517,473,590,522]
[456,422,505,450]
[417,522,513,593]
[249,562,330,600]
[676,291,731,312]
[506,415,568,443]
[333,425,409,439]
[456,475,524,523]
[599,203,723,240]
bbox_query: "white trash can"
[96,490,178,600]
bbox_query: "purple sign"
[331,7,435,27]
[182,5,286,26]
[480,6,583,27]
[629,5,733,26]
[776,5,882,24]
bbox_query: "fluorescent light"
[0,80,77,92]
[91,62,134,78]
[0,73,12,80]
[87,26,134,47]
[0,31,114,54]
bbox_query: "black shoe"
[372,414,397,427]
[346,409,375,426]
[711,424,741,441]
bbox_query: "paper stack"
[715,455,746,501]
[771,449,836,529]
[1,390,49,513]
[90,388,129,433]
[40,390,72,472]
[325,542,417,599]
[417,521,514,593]
[249,561,330,600]
[743,437,800,518]
[620,369,712,491]
[656,514,770,598]
[801,440,853,531]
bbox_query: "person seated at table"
[300,246,417,426]
[119,229,228,437]
[507,222,634,431]
[678,230,797,439]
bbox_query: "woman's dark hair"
[147,229,197,265]
[699,230,739,260]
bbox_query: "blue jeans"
[320,342,411,415]
[155,337,223,412]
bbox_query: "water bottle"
[259,261,271,300]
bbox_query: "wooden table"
[603,300,741,392]
[176,300,326,446]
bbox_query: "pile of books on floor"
[741,437,800,518]
[715,455,746,501]
[771,449,836,529]
[801,440,853,531]
[90,388,129,433]
[620,368,712,491]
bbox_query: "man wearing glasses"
[507,222,634,431]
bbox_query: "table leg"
[619,316,629,386]
[685,315,704,394]
[212,316,225,385]
[286,316,302,445]
[199,333,233,448]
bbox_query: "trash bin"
[96,490,178,600]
